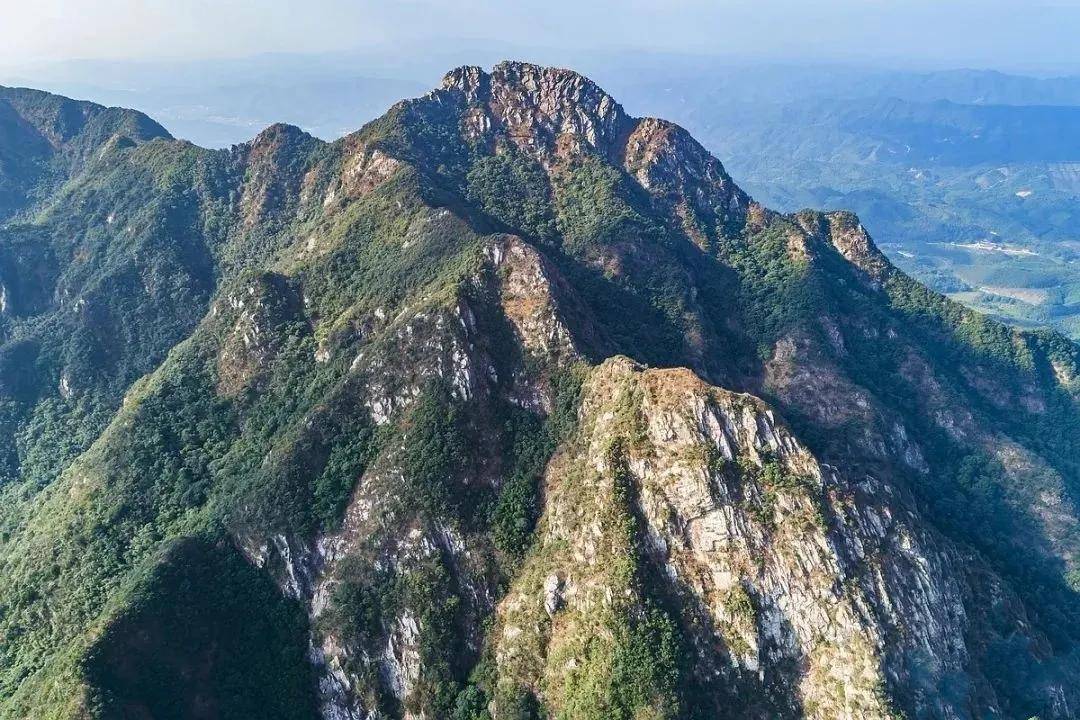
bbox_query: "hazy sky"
[3,0,1080,72]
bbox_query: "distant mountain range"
[0,54,428,147]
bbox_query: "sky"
[3,0,1080,73]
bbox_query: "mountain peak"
[244,122,319,157]
[0,85,169,148]
[433,61,749,239]
[440,64,488,100]
[439,61,630,158]
[442,61,621,110]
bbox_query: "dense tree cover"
[0,86,170,222]
[312,411,381,530]
[491,367,584,563]
[466,151,558,242]
[400,380,469,521]
[82,537,317,720]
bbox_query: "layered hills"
[1,62,1080,719]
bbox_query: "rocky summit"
[1,62,1080,720]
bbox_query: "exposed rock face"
[216,272,305,395]
[487,235,584,368]
[240,231,590,719]
[337,145,405,203]
[493,358,1073,719]
[236,123,322,228]
[442,61,750,236]
[445,61,632,161]
[623,117,750,241]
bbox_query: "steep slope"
[612,74,1080,337]
[495,358,996,719]
[2,63,1080,720]
[0,86,170,220]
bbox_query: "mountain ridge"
[0,62,1079,720]
[0,84,170,220]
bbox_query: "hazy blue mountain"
[0,54,427,147]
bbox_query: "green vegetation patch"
[82,537,318,720]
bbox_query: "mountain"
[2,62,1080,720]
[0,55,432,148]
[13,56,1080,337]
[0,85,170,221]
[608,71,1080,338]
[855,69,1080,107]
